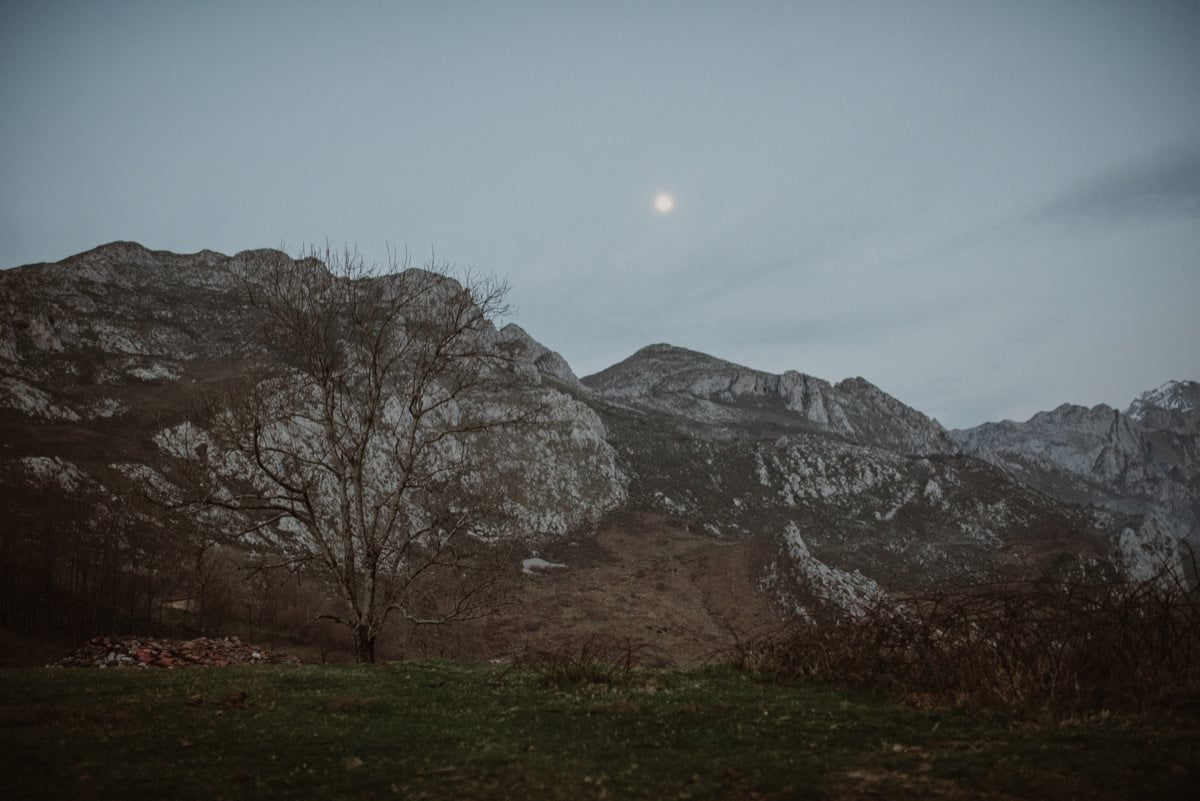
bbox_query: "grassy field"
[1,662,1196,800]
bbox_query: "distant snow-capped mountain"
[1129,380,1199,418]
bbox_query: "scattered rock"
[51,635,299,668]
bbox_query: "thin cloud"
[1040,143,1200,225]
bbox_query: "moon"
[653,192,675,213]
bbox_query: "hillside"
[1,242,1193,660]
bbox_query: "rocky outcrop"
[495,323,585,388]
[472,384,628,537]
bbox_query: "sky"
[2,0,1198,428]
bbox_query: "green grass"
[1,663,1196,800]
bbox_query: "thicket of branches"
[727,558,1200,712]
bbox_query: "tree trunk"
[353,623,376,663]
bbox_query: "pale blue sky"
[3,1,1198,427]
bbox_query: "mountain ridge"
[952,381,1200,544]
[581,342,959,456]
[1,242,1193,655]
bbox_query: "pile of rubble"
[53,635,300,668]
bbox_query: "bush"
[517,634,670,688]
[740,564,1200,712]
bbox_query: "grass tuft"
[514,634,670,688]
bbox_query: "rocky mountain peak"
[954,382,1200,542]
[582,343,733,388]
[1127,380,1200,424]
[59,240,229,277]
[831,376,958,456]
[1022,403,1142,446]
[582,344,955,455]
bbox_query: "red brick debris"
[53,635,300,668]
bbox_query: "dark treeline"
[0,484,341,655]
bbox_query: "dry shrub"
[517,634,671,688]
[745,562,1200,712]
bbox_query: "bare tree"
[159,247,531,662]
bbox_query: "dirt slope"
[421,512,784,664]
